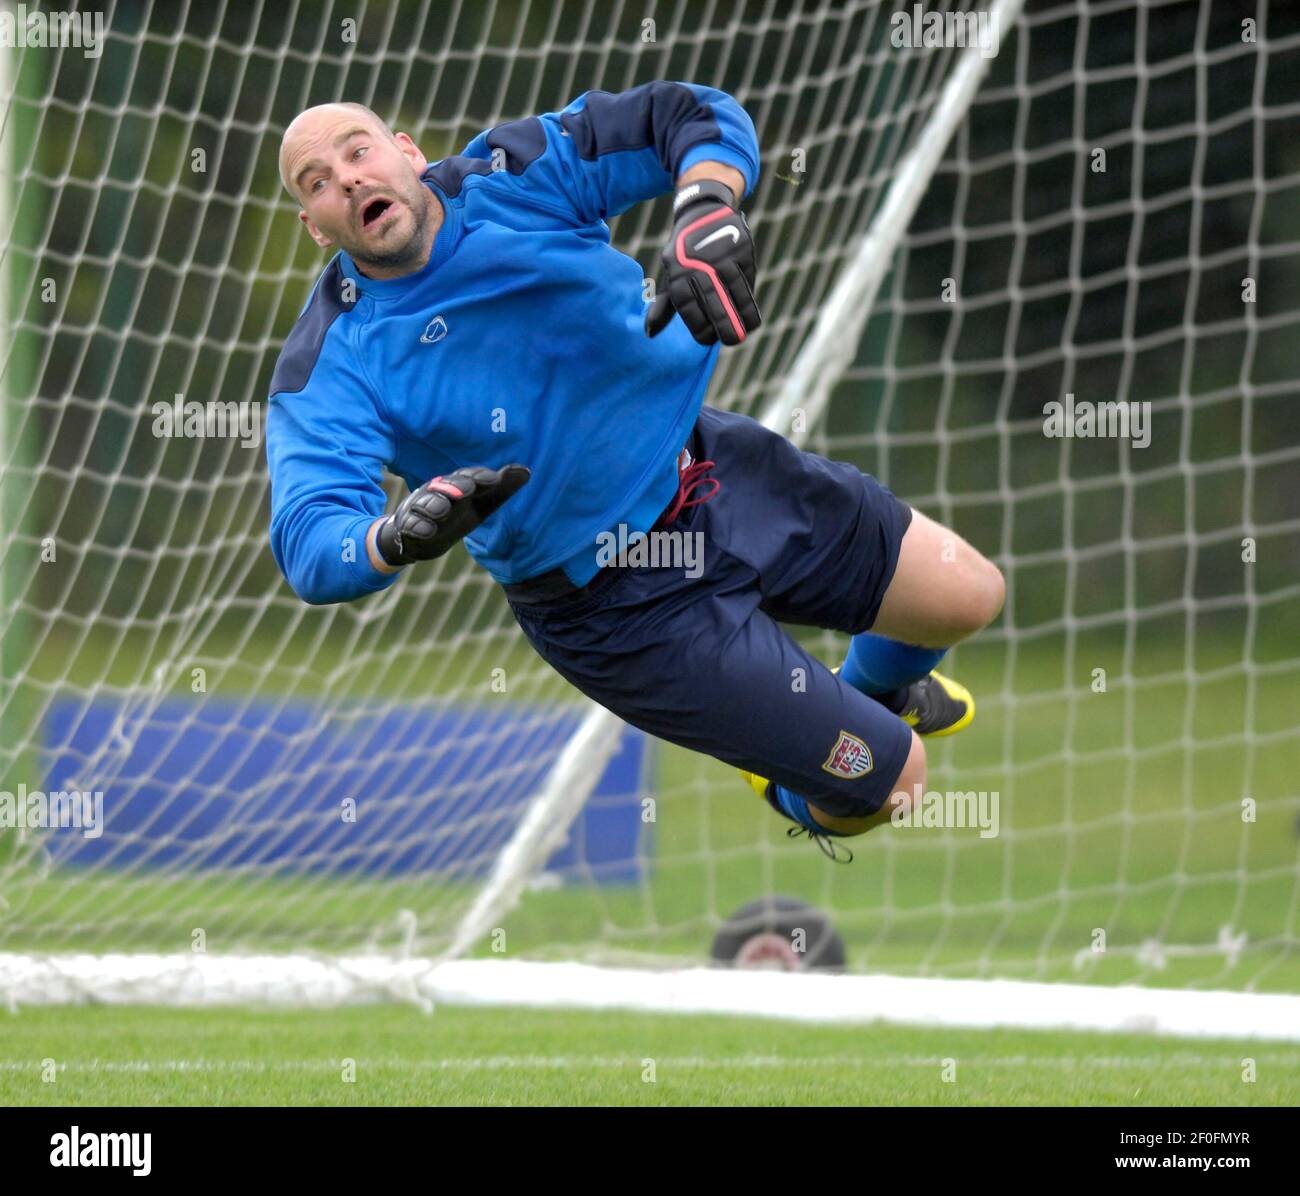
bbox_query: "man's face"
[282,107,433,275]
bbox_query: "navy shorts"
[504,406,915,819]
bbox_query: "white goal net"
[2,0,1298,1028]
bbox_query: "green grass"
[2,1005,1296,1106]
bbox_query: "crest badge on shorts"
[822,730,874,779]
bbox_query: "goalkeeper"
[267,82,1005,859]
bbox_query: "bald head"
[278,102,396,202]
[278,101,436,280]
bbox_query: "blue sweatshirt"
[266,81,760,605]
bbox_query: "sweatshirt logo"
[420,315,448,344]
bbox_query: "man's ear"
[299,210,334,249]
[393,131,429,174]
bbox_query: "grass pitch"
[2,1004,1297,1106]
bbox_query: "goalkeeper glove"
[645,178,761,347]
[375,464,531,567]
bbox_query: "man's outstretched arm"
[453,83,763,346]
[458,81,760,224]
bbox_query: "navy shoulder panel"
[268,256,358,397]
[489,117,548,172]
[559,82,719,173]
[426,117,548,198]
[425,156,491,198]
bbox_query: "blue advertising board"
[40,695,648,883]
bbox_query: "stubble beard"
[346,181,432,274]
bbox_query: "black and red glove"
[375,465,530,567]
[645,179,761,347]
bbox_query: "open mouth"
[360,198,394,229]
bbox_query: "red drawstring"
[656,456,720,528]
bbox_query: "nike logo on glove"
[645,178,761,347]
[693,226,741,252]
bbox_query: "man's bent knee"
[921,552,1004,644]
[872,510,1005,646]
[955,556,1005,639]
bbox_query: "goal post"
[1,1,1299,1038]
